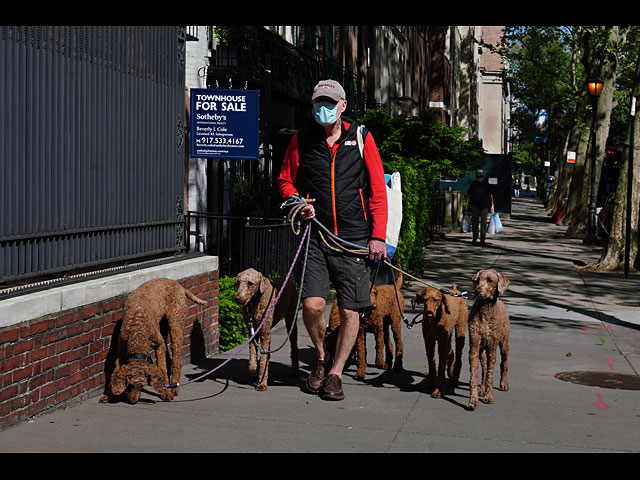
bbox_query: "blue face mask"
[313,102,339,126]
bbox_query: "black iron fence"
[185,212,301,279]
[0,26,187,285]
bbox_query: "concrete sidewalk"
[1,197,639,453]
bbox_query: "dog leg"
[499,338,509,392]
[424,336,436,390]
[390,316,404,372]
[450,331,465,387]
[354,325,367,380]
[153,338,174,401]
[373,324,388,370]
[256,329,270,391]
[478,347,488,399]
[468,341,480,410]
[287,314,299,378]
[433,334,450,398]
[481,346,497,404]
[384,318,394,370]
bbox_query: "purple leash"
[164,223,311,390]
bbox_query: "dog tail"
[184,288,207,305]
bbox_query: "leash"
[284,195,472,300]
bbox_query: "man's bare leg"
[302,297,328,359]
[329,307,359,378]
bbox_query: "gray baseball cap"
[312,80,346,102]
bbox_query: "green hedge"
[217,275,246,352]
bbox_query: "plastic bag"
[462,214,471,233]
[488,212,502,234]
[384,172,403,259]
[493,212,503,233]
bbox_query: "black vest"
[296,118,371,240]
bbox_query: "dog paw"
[98,394,110,403]
[354,372,366,381]
[431,389,442,399]
[499,382,509,391]
[161,389,175,401]
[468,398,478,410]
[480,395,494,404]
[375,361,388,370]
[256,384,268,391]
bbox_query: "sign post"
[190,88,260,160]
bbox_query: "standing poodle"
[234,268,299,391]
[467,269,510,410]
[412,284,468,398]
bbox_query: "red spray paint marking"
[606,358,614,371]
[596,393,608,410]
[579,325,612,331]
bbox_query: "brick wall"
[0,258,219,430]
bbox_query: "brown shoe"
[306,358,329,393]
[321,374,344,401]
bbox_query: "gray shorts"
[298,231,371,310]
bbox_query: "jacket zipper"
[330,144,339,236]
[359,189,368,221]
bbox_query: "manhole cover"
[555,371,640,390]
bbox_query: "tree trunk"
[582,49,640,272]
[547,122,582,224]
[563,118,591,236]
[565,26,620,239]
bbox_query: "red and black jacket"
[277,118,388,242]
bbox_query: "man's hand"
[298,198,316,221]
[367,239,387,261]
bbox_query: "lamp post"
[587,76,604,243]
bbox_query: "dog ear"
[440,291,451,314]
[148,364,166,394]
[259,274,271,295]
[472,271,480,289]
[411,289,426,309]
[110,364,129,396]
[497,272,510,294]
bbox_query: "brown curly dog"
[100,278,207,404]
[468,269,510,410]
[412,284,468,398]
[234,268,299,391]
[327,271,404,380]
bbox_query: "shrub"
[217,275,246,352]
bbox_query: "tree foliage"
[496,26,640,271]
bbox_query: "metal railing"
[185,212,301,279]
[0,26,187,285]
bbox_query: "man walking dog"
[277,80,388,400]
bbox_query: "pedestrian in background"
[514,176,521,199]
[465,169,494,246]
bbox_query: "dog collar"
[129,353,153,363]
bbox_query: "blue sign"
[190,88,260,160]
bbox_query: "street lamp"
[587,76,604,243]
